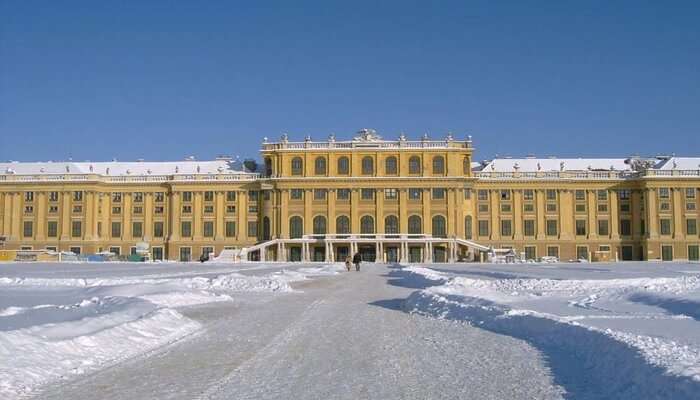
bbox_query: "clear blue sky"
[1,1,698,163]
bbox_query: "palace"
[1,129,699,263]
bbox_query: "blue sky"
[1,1,698,162]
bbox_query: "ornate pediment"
[353,128,382,142]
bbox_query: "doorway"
[335,245,349,262]
[358,245,376,262]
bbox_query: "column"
[490,189,500,241]
[631,189,642,240]
[144,192,154,241]
[11,193,21,241]
[673,188,684,239]
[193,192,203,239]
[646,188,658,239]
[84,191,94,241]
[376,189,385,234]
[328,189,336,233]
[122,192,132,240]
[280,190,289,238]
[215,191,225,240]
[36,191,46,241]
[587,189,598,240]
[60,191,71,241]
[559,189,574,240]
[513,189,523,240]
[237,191,248,240]
[170,192,181,240]
[2,193,11,237]
[399,189,408,234]
[350,189,359,233]
[536,189,546,240]
[610,189,620,240]
[422,189,432,236]
[92,192,100,240]
[447,188,456,236]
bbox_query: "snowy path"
[34,264,562,400]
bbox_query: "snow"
[481,157,633,172]
[656,157,700,170]
[404,262,700,399]
[0,262,342,398]
[0,160,253,176]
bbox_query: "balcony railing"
[261,139,472,151]
[0,172,259,183]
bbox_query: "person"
[352,252,362,271]
[345,256,352,272]
[199,252,209,263]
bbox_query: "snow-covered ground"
[404,262,700,399]
[0,262,343,399]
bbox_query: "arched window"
[291,157,303,176]
[408,215,422,234]
[465,216,472,240]
[337,156,350,175]
[314,157,326,175]
[432,215,446,238]
[409,156,421,174]
[313,215,327,235]
[336,215,350,234]
[433,156,445,175]
[385,156,398,175]
[289,216,303,239]
[361,156,374,175]
[360,215,375,234]
[384,215,399,234]
[262,216,271,240]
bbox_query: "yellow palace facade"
[1,129,699,263]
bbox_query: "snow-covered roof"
[0,160,254,176]
[655,157,700,170]
[480,158,633,173]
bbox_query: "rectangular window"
[112,192,122,202]
[686,188,696,199]
[546,203,557,213]
[597,203,608,212]
[464,189,471,199]
[24,191,34,202]
[523,189,534,201]
[620,219,632,236]
[523,203,534,213]
[247,221,258,237]
[547,246,559,258]
[314,189,327,200]
[47,221,58,237]
[132,222,143,238]
[112,206,122,214]
[133,192,143,202]
[111,222,121,238]
[659,188,670,199]
[524,220,535,236]
[203,221,214,237]
[226,191,236,202]
[204,205,214,213]
[181,221,192,237]
[546,220,558,236]
[290,189,304,200]
[49,205,58,213]
[478,190,488,201]
[73,191,83,202]
[687,202,697,211]
[501,203,512,212]
[182,191,193,202]
[337,189,350,200]
[49,191,59,202]
[182,205,192,214]
[263,191,271,201]
[155,192,165,202]
[225,221,236,237]
[24,206,34,214]
[23,221,33,237]
[155,206,164,214]
[575,220,586,236]
[204,191,214,202]
[71,220,82,237]
[597,190,608,201]
[154,221,164,238]
[478,220,489,236]
[110,246,121,256]
[179,247,191,262]
[500,190,511,200]
[620,203,631,213]
[478,204,489,213]
[661,245,673,261]
[687,219,698,236]
[659,202,670,211]
[575,190,586,201]
[500,220,512,236]
[689,245,699,261]
[598,219,609,236]
[408,189,422,200]
[432,188,445,200]
[660,219,672,235]
[248,205,258,213]
[248,191,259,201]
[361,189,375,200]
[524,246,536,260]
[133,206,142,214]
[546,189,557,201]
[575,203,586,213]
[72,205,82,213]
[385,188,398,200]
[618,189,631,200]
[152,247,164,261]
[226,205,236,213]
[577,246,589,261]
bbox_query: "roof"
[655,157,700,170]
[479,158,633,173]
[0,160,254,176]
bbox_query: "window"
[464,189,471,199]
[291,157,303,175]
[620,219,632,236]
[598,203,608,213]
[385,215,399,234]
[408,156,421,174]
[155,192,165,202]
[179,247,191,262]
[659,202,670,211]
[524,246,536,261]
[181,221,192,237]
[575,204,586,213]
[546,189,557,201]
[577,246,589,261]
[313,216,327,235]
[225,221,236,237]
[111,222,121,238]
[248,191,259,202]
[620,203,631,212]
[523,189,534,201]
[575,190,586,201]
[689,245,699,261]
[226,205,235,213]
[687,219,698,236]
[546,203,557,212]
[465,216,472,239]
[182,205,192,214]
[154,222,164,238]
[203,191,214,202]
[478,220,489,236]
[408,189,422,200]
[361,189,374,200]
[432,156,445,174]
[313,157,327,175]
[336,216,350,234]
[687,202,697,211]
[204,205,214,214]
[408,215,422,234]
[24,191,34,202]
[576,220,586,236]
[337,189,350,200]
[289,216,303,239]
[361,156,374,175]
[500,220,512,236]
[597,190,608,201]
[247,221,258,237]
[23,221,33,237]
[660,219,672,235]
[72,191,84,202]
[659,187,670,199]
[599,245,611,252]
[248,205,258,213]
[49,205,59,213]
[132,206,143,215]
[49,191,59,202]
[661,245,673,261]
[432,188,445,200]
[501,204,512,212]
[478,190,489,201]
[314,189,327,201]
[182,191,192,202]
[203,221,214,237]
[478,204,489,213]
[24,206,34,214]
[463,157,471,174]
[112,192,122,202]
[47,221,58,237]
[523,203,535,213]
[432,215,446,238]
[360,216,375,234]
[686,188,696,199]
[290,189,304,200]
[546,220,558,236]
[385,189,398,200]
[524,220,535,236]
[337,157,350,175]
[385,156,398,175]
[618,189,631,201]
[500,190,511,200]
[598,219,609,236]
[112,206,122,214]
[131,221,142,238]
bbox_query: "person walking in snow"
[352,252,362,271]
[345,256,352,272]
